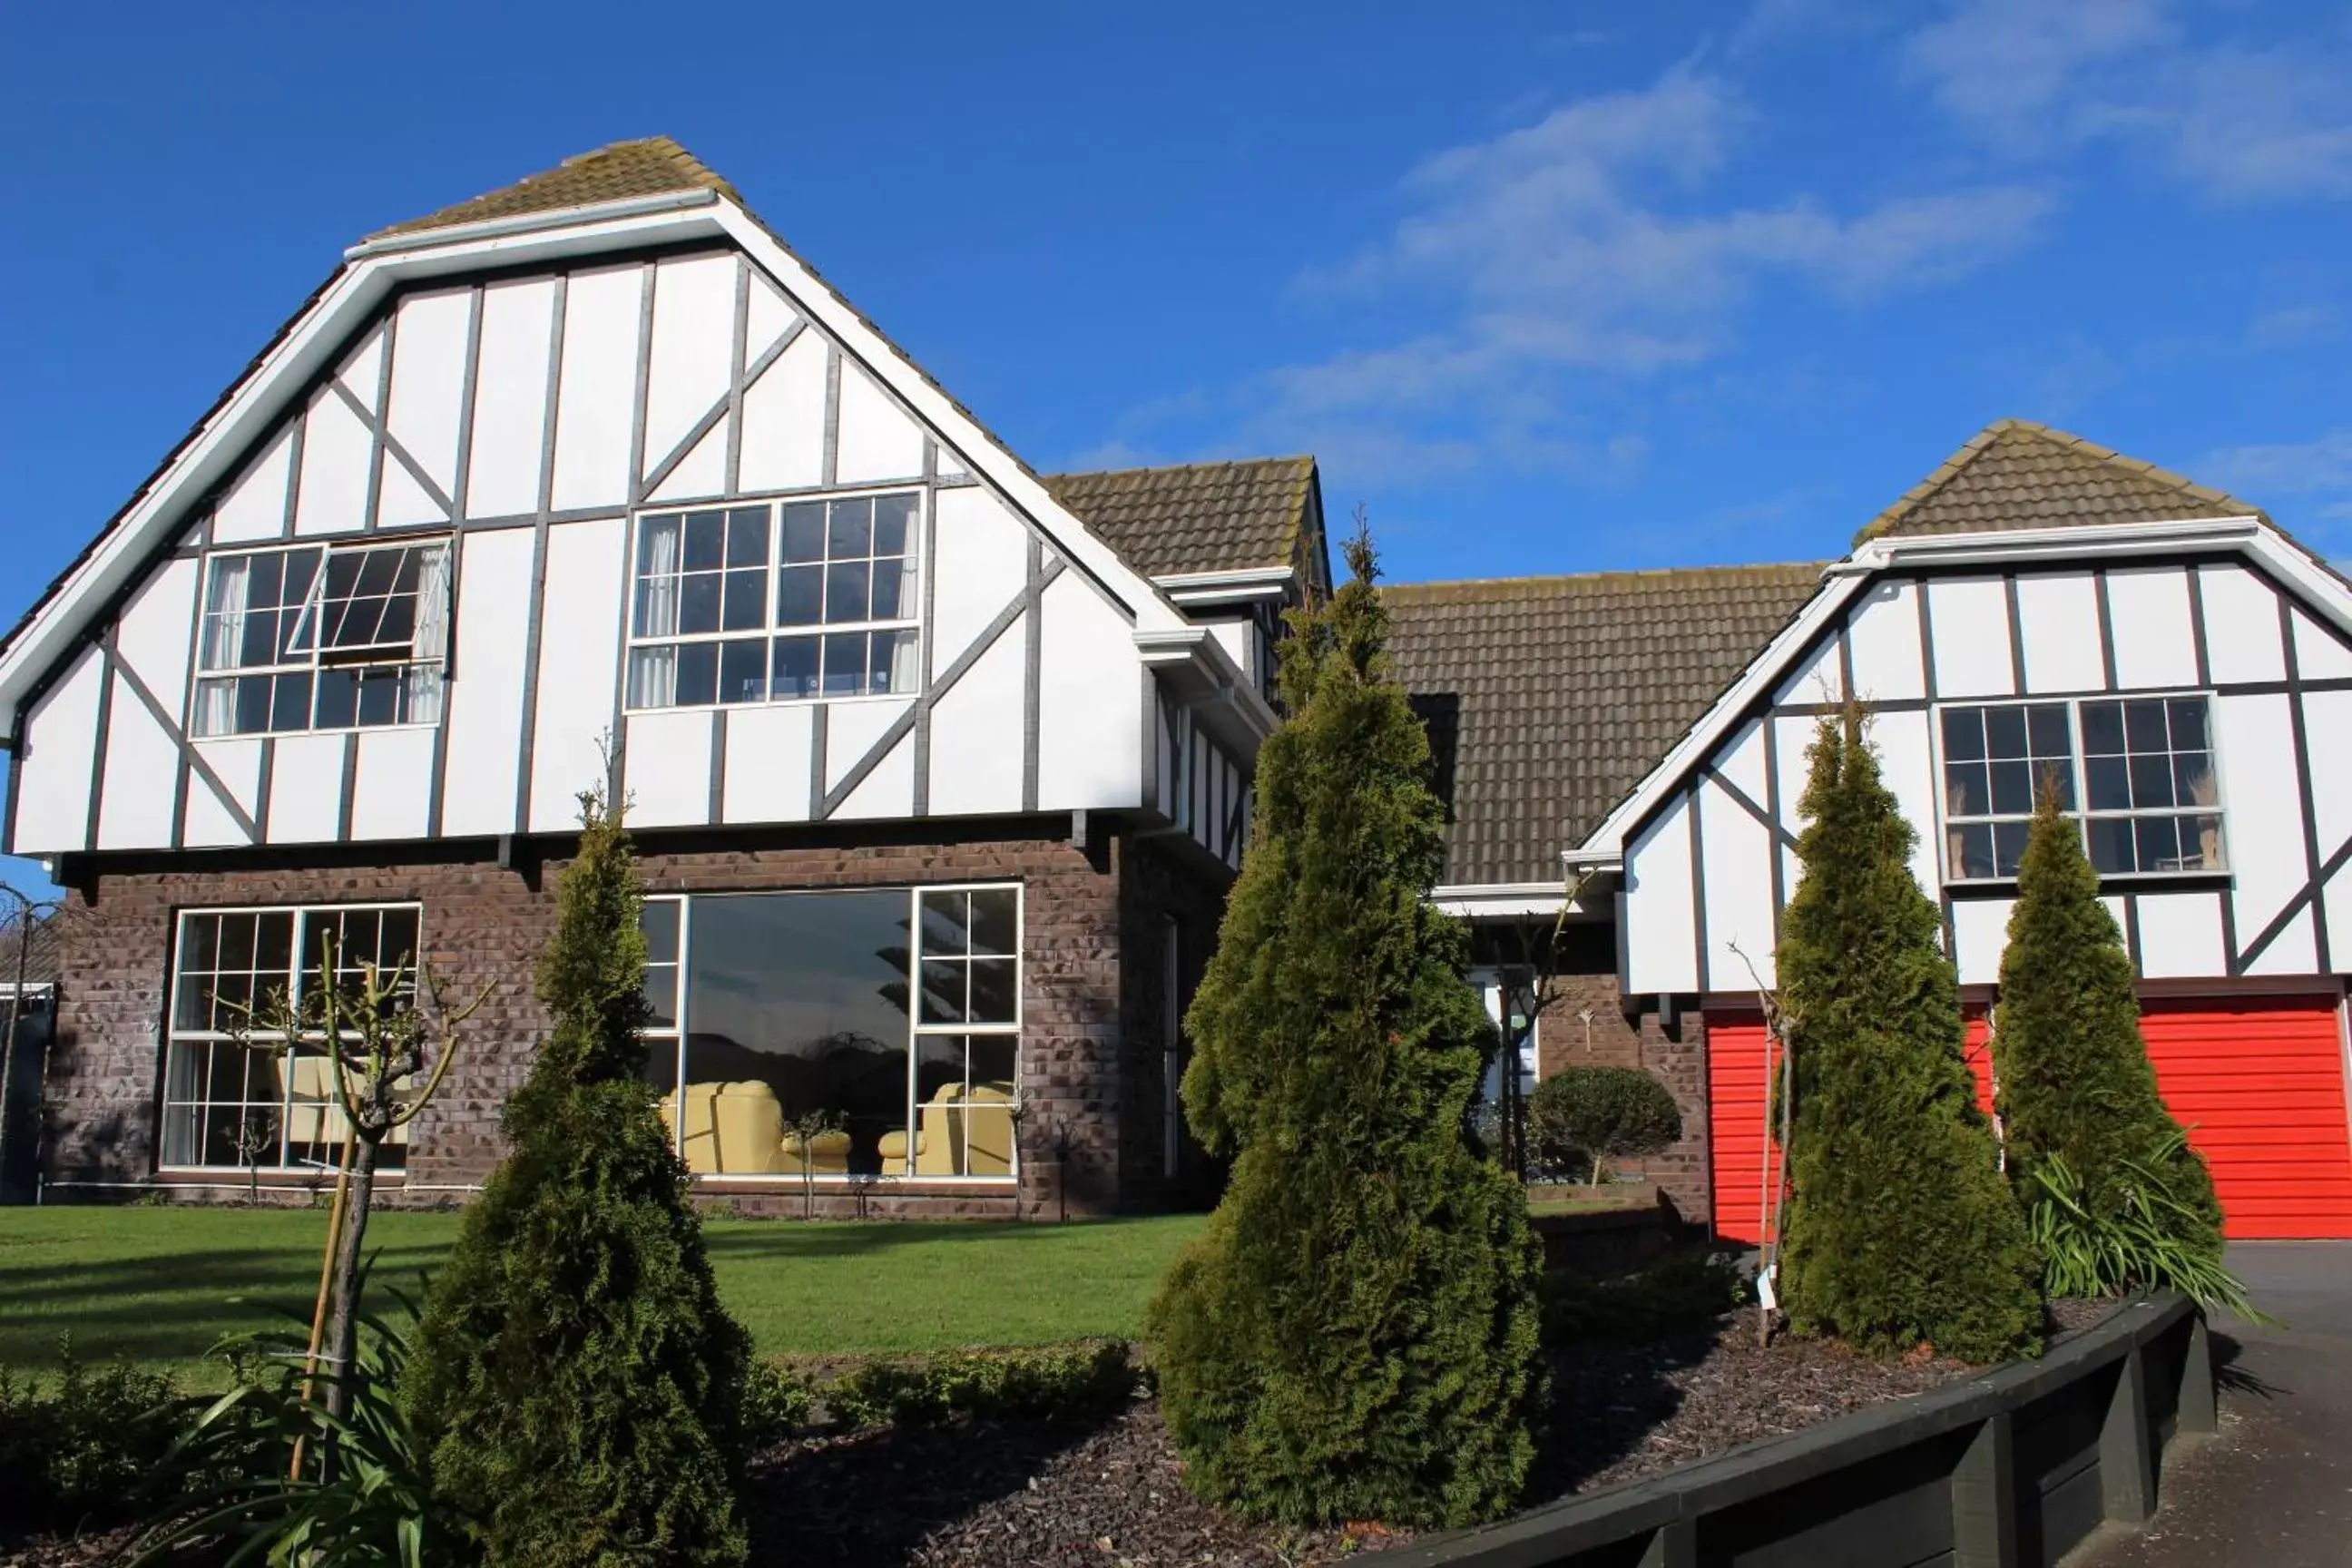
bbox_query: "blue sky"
[4,0,2351,894]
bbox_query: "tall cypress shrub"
[1994,787,2221,1243]
[405,792,750,1568]
[1146,532,1543,1529]
[1777,711,2042,1363]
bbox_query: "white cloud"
[1904,0,2173,152]
[2201,426,2352,496]
[2248,304,2342,348]
[1904,0,2352,202]
[1260,67,2045,450]
[1094,62,2049,491]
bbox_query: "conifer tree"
[405,791,750,1568]
[1146,530,1543,1529]
[1994,785,2221,1245]
[1776,710,2042,1363]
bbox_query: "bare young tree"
[1726,938,1797,1348]
[233,937,488,1420]
[1485,868,1601,1179]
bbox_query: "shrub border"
[1387,1292,2211,1567]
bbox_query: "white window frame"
[622,486,926,713]
[642,881,1022,1182]
[1932,691,2231,886]
[159,902,424,1174]
[188,536,452,738]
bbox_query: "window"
[191,541,450,736]
[1938,696,2225,881]
[2081,698,2224,876]
[639,884,1019,1179]
[1942,703,2074,879]
[626,494,920,710]
[161,905,421,1171]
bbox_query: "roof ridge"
[1383,561,1824,596]
[1041,455,1315,482]
[368,136,740,240]
[1854,417,2268,545]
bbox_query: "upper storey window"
[1939,696,2224,881]
[191,541,450,736]
[626,493,920,710]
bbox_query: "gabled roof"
[1,139,1220,721]
[368,137,740,239]
[1383,564,1826,887]
[1855,418,2266,546]
[1043,456,1320,581]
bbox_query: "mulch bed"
[742,1298,2122,1566]
[0,1300,2123,1568]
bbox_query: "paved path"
[2071,1242,2352,1567]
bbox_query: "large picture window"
[626,493,920,711]
[640,884,1019,1180]
[1939,695,2225,881]
[161,905,422,1171]
[191,541,451,736]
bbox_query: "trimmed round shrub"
[1528,1067,1682,1183]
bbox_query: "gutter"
[1155,565,1297,609]
[343,189,723,260]
[1834,515,2266,574]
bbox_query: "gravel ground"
[2,1302,2121,1568]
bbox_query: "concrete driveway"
[2070,1242,2352,1567]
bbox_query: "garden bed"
[740,1299,2121,1566]
[0,1299,2125,1568]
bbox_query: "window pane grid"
[653,884,1018,1181]
[162,904,422,1172]
[1938,696,2225,882]
[192,541,447,738]
[628,493,922,711]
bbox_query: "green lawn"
[0,1207,1205,1382]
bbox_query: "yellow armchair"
[964,1084,1015,1177]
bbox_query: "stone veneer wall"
[42,818,1226,1220]
[1532,974,1710,1225]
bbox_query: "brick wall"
[44,819,1192,1219]
[1531,975,1710,1224]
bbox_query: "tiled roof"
[1383,564,1826,887]
[1855,419,2267,546]
[368,137,739,240]
[1042,457,1320,581]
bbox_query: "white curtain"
[628,521,683,708]
[193,556,253,736]
[887,630,920,694]
[412,544,452,662]
[398,544,453,725]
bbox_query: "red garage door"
[1708,998,2352,1243]
[1705,1012,2004,1246]
[2141,996,2352,1240]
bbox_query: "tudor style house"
[1390,421,2352,1243]
[0,139,1328,1215]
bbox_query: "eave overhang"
[1156,564,1297,609]
[1134,626,1277,755]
